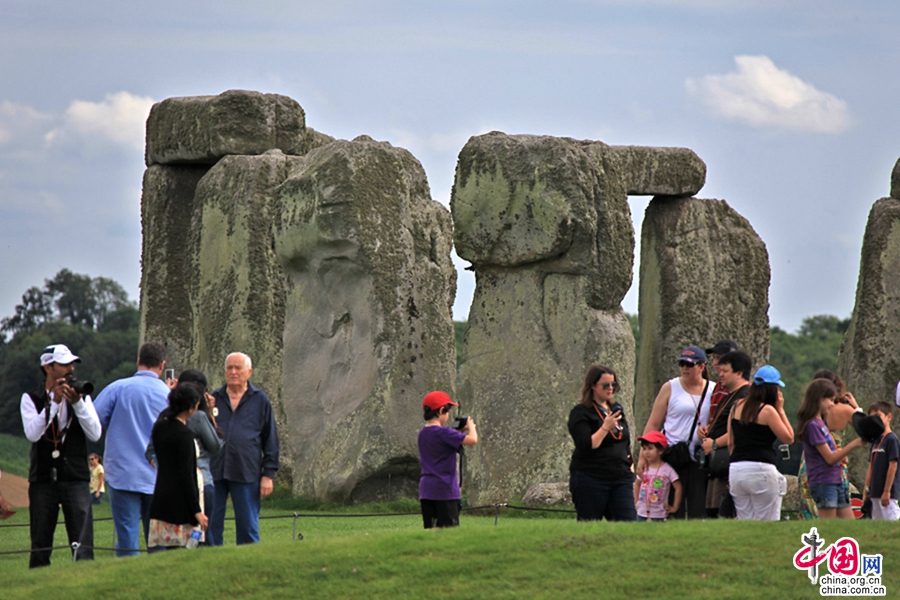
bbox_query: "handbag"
[701,389,740,478]
[662,379,710,470]
[705,446,730,479]
[662,441,692,469]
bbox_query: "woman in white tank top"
[641,345,713,519]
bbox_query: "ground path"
[0,472,29,508]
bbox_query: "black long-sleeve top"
[149,416,201,526]
[567,402,633,481]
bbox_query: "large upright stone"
[891,158,900,200]
[452,132,636,504]
[187,151,298,409]
[634,197,770,431]
[145,90,308,165]
[275,136,457,502]
[139,164,210,371]
[839,197,900,481]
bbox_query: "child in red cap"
[634,431,682,521]
[418,391,478,528]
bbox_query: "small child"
[864,402,899,521]
[418,391,477,529]
[89,453,105,505]
[634,431,682,521]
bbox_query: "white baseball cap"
[40,344,81,366]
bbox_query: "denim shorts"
[810,482,850,509]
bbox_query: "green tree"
[768,315,850,424]
[1,268,133,336]
[454,321,466,368]
[0,272,140,437]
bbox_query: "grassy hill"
[0,433,31,478]
[1,500,896,599]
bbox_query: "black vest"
[27,385,90,483]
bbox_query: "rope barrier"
[4,501,808,556]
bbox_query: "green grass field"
[0,433,31,478]
[1,497,896,599]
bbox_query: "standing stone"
[187,151,298,428]
[634,197,770,432]
[891,158,900,200]
[275,136,457,502]
[452,132,636,505]
[139,164,210,372]
[839,196,900,481]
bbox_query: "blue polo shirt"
[210,383,279,483]
[93,370,170,494]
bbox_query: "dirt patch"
[0,472,29,508]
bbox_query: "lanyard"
[593,403,623,440]
[44,392,74,459]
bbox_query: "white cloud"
[0,101,52,146]
[685,55,849,133]
[55,91,154,150]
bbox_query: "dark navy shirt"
[210,383,280,483]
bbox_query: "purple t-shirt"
[803,418,841,485]
[418,425,467,501]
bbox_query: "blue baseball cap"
[753,365,785,387]
[679,346,707,365]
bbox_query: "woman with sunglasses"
[567,364,636,521]
[641,345,713,519]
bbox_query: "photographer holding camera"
[20,344,101,568]
[418,391,478,529]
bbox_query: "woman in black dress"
[148,382,208,549]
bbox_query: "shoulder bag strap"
[687,379,710,444]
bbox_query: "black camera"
[450,415,469,430]
[64,375,94,396]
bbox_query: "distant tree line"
[0,269,140,436]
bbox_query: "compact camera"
[450,415,469,430]
[694,445,706,464]
[64,375,94,396]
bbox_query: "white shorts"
[729,461,785,521]
[871,498,900,521]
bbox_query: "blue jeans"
[810,482,850,509]
[201,484,216,546]
[569,470,637,522]
[28,480,94,568]
[212,480,260,545]
[107,486,153,557]
[636,515,667,522]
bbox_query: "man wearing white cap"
[21,344,102,568]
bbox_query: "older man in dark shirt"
[209,352,279,545]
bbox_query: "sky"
[2,1,899,333]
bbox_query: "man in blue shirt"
[93,342,170,556]
[209,352,279,545]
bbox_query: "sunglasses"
[599,382,620,392]
[678,361,701,368]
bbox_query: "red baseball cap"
[637,431,668,449]
[422,391,458,410]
